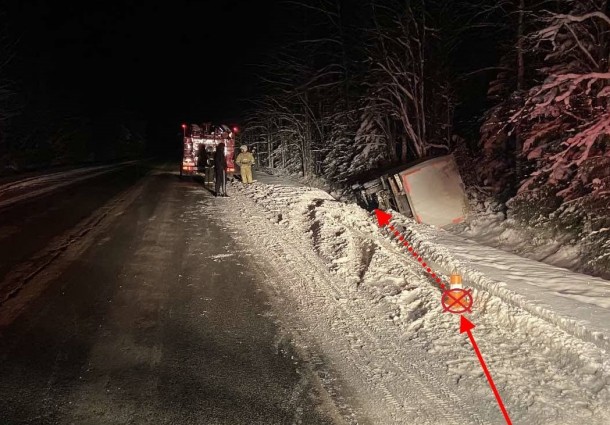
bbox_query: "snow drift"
[220,178,610,424]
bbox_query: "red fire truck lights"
[232,126,239,133]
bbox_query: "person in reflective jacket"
[236,145,255,184]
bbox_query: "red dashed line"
[386,225,447,290]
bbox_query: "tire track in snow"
[258,240,424,424]
[238,182,610,423]
[220,185,489,424]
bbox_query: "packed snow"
[397,215,610,352]
[449,210,584,273]
[195,175,610,424]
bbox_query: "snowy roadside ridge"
[219,183,492,424]
[391,215,610,352]
[226,179,610,424]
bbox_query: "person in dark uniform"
[197,145,207,173]
[214,143,228,197]
[204,146,214,186]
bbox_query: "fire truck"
[180,123,236,177]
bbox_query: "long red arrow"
[374,209,448,290]
[460,316,513,424]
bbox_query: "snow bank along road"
[222,177,610,424]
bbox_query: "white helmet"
[240,145,248,152]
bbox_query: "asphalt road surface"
[0,164,339,424]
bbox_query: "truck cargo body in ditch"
[352,155,469,228]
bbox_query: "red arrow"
[374,209,447,289]
[375,209,392,227]
[374,210,512,423]
[460,316,513,424]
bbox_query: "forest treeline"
[0,7,145,173]
[242,0,610,272]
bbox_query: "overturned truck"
[352,155,469,228]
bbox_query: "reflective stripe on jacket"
[236,152,255,166]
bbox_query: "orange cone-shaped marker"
[450,270,463,289]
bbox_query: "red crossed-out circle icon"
[441,288,473,314]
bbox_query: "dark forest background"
[238,0,610,273]
[241,1,610,203]
[0,1,148,168]
[0,0,285,169]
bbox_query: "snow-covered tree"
[366,0,456,161]
[246,0,362,180]
[246,0,476,185]
[513,0,610,202]
[478,0,533,194]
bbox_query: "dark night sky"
[4,0,289,150]
[3,1,500,157]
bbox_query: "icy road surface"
[0,161,139,210]
[0,168,339,424]
[223,175,610,424]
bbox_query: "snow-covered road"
[214,177,610,424]
[0,161,138,210]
